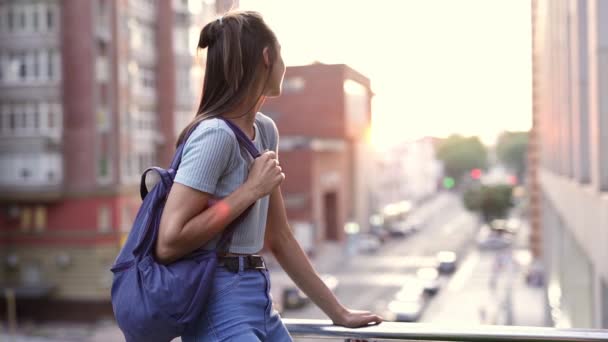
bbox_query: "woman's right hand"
[245,151,285,198]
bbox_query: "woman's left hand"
[332,308,383,328]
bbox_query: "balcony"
[283,319,608,341]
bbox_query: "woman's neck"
[224,96,265,140]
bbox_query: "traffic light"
[443,177,455,189]
[470,168,482,180]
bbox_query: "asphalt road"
[282,191,480,321]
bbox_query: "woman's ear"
[263,46,272,68]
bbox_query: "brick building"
[262,63,373,253]
[0,0,211,320]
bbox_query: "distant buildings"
[262,63,373,253]
[372,137,441,212]
[0,0,216,319]
[531,0,608,329]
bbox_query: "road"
[281,191,480,321]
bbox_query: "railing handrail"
[283,319,608,341]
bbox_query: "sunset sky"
[238,0,533,148]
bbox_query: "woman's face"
[264,43,286,97]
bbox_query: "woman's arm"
[156,182,258,264]
[264,186,383,328]
[156,151,284,265]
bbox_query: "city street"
[280,192,480,321]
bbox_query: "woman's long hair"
[175,11,278,147]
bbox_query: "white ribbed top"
[173,113,279,254]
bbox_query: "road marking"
[440,212,472,236]
[447,251,480,292]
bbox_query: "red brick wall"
[61,0,96,192]
[156,0,177,168]
[279,150,313,221]
[264,64,346,138]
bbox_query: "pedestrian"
[155,11,383,341]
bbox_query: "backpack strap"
[136,117,261,258]
[255,116,270,152]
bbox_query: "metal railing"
[283,319,608,341]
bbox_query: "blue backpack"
[110,118,261,342]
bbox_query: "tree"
[496,131,529,182]
[436,135,488,184]
[463,184,514,222]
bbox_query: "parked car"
[282,274,339,310]
[436,251,457,274]
[416,267,441,295]
[386,220,417,237]
[370,224,390,243]
[357,233,381,254]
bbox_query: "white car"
[386,299,425,322]
[416,267,441,295]
[386,281,428,322]
[436,250,457,274]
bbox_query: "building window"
[18,8,25,30]
[32,5,38,30]
[173,26,189,54]
[34,206,46,232]
[32,50,39,78]
[18,53,26,79]
[98,205,112,233]
[46,6,53,30]
[48,50,53,79]
[0,49,60,84]
[96,55,109,83]
[283,76,305,93]
[5,6,13,32]
[98,156,109,178]
[20,207,32,232]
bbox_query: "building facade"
[261,63,373,254]
[532,0,608,329]
[372,137,441,212]
[0,0,211,319]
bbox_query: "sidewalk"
[423,218,547,327]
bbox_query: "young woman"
[155,11,383,341]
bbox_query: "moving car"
[416,267,441,295]
[386,281,428,322]
[436,250,457,274]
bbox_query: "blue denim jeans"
[182,256,293,341]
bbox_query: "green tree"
[496,131,529,182]
[463,184,514,222]
[436,135,488,183]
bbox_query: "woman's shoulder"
[183,117,237,151]
[255,112,279,138]
[188,117,236,140]
[255,112,279,151]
